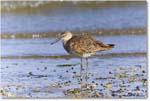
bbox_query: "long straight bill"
[50,39,60,45]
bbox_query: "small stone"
[112,93,115,96]
[106,94,111,98]
[142,70,146,73]
[118,89,123,93]
[0,88,5,94]
[73,74,80,78]
[75,95,82,98]
[28,72,33,76]
[44,67,47,70]
[128,92,133,96]
[92,92,103,97]
[106,83,112,90]
[119,96,124,98]
[136,86,140,91]
[6,93,14,97]
[129,77,137,82]
[73,71,76,74]
[90,84,97,90]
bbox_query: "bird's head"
[50,31,73,45]
[59,31,73,41]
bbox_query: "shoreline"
[0,28,146,39]
[1,52,147,59]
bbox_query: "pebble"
[0,88,5,94]
[44,67,47,70]
[90,84,97,90]
[28,72,33,76]
[142,70,146,73]
[122,81,125,84]
[73,71,76,74]
[111,93,116,96]
[106,83,112,90]
[136,86,140,91]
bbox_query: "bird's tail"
[101,44,115,50]
[97,42,115,51]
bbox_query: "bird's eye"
[62,34,65,37]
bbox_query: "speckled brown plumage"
[63,35,115,57]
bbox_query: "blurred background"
[1,1,147,35]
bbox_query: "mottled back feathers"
[63,35,115,56]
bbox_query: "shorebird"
[51,31,115,87]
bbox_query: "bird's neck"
[62,35,72,43]
[63,39,70,44]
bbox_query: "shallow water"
[1,1,147,34]
[1,35,146,57]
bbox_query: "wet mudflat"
[0,35,147,98]
[1,55,147,98]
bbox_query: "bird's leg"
[85,57,88,88]
[80,57,83,88]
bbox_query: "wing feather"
[64,35,114,54]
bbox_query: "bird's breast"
[63,41,72,54]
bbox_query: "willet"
[51,31,115,88]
